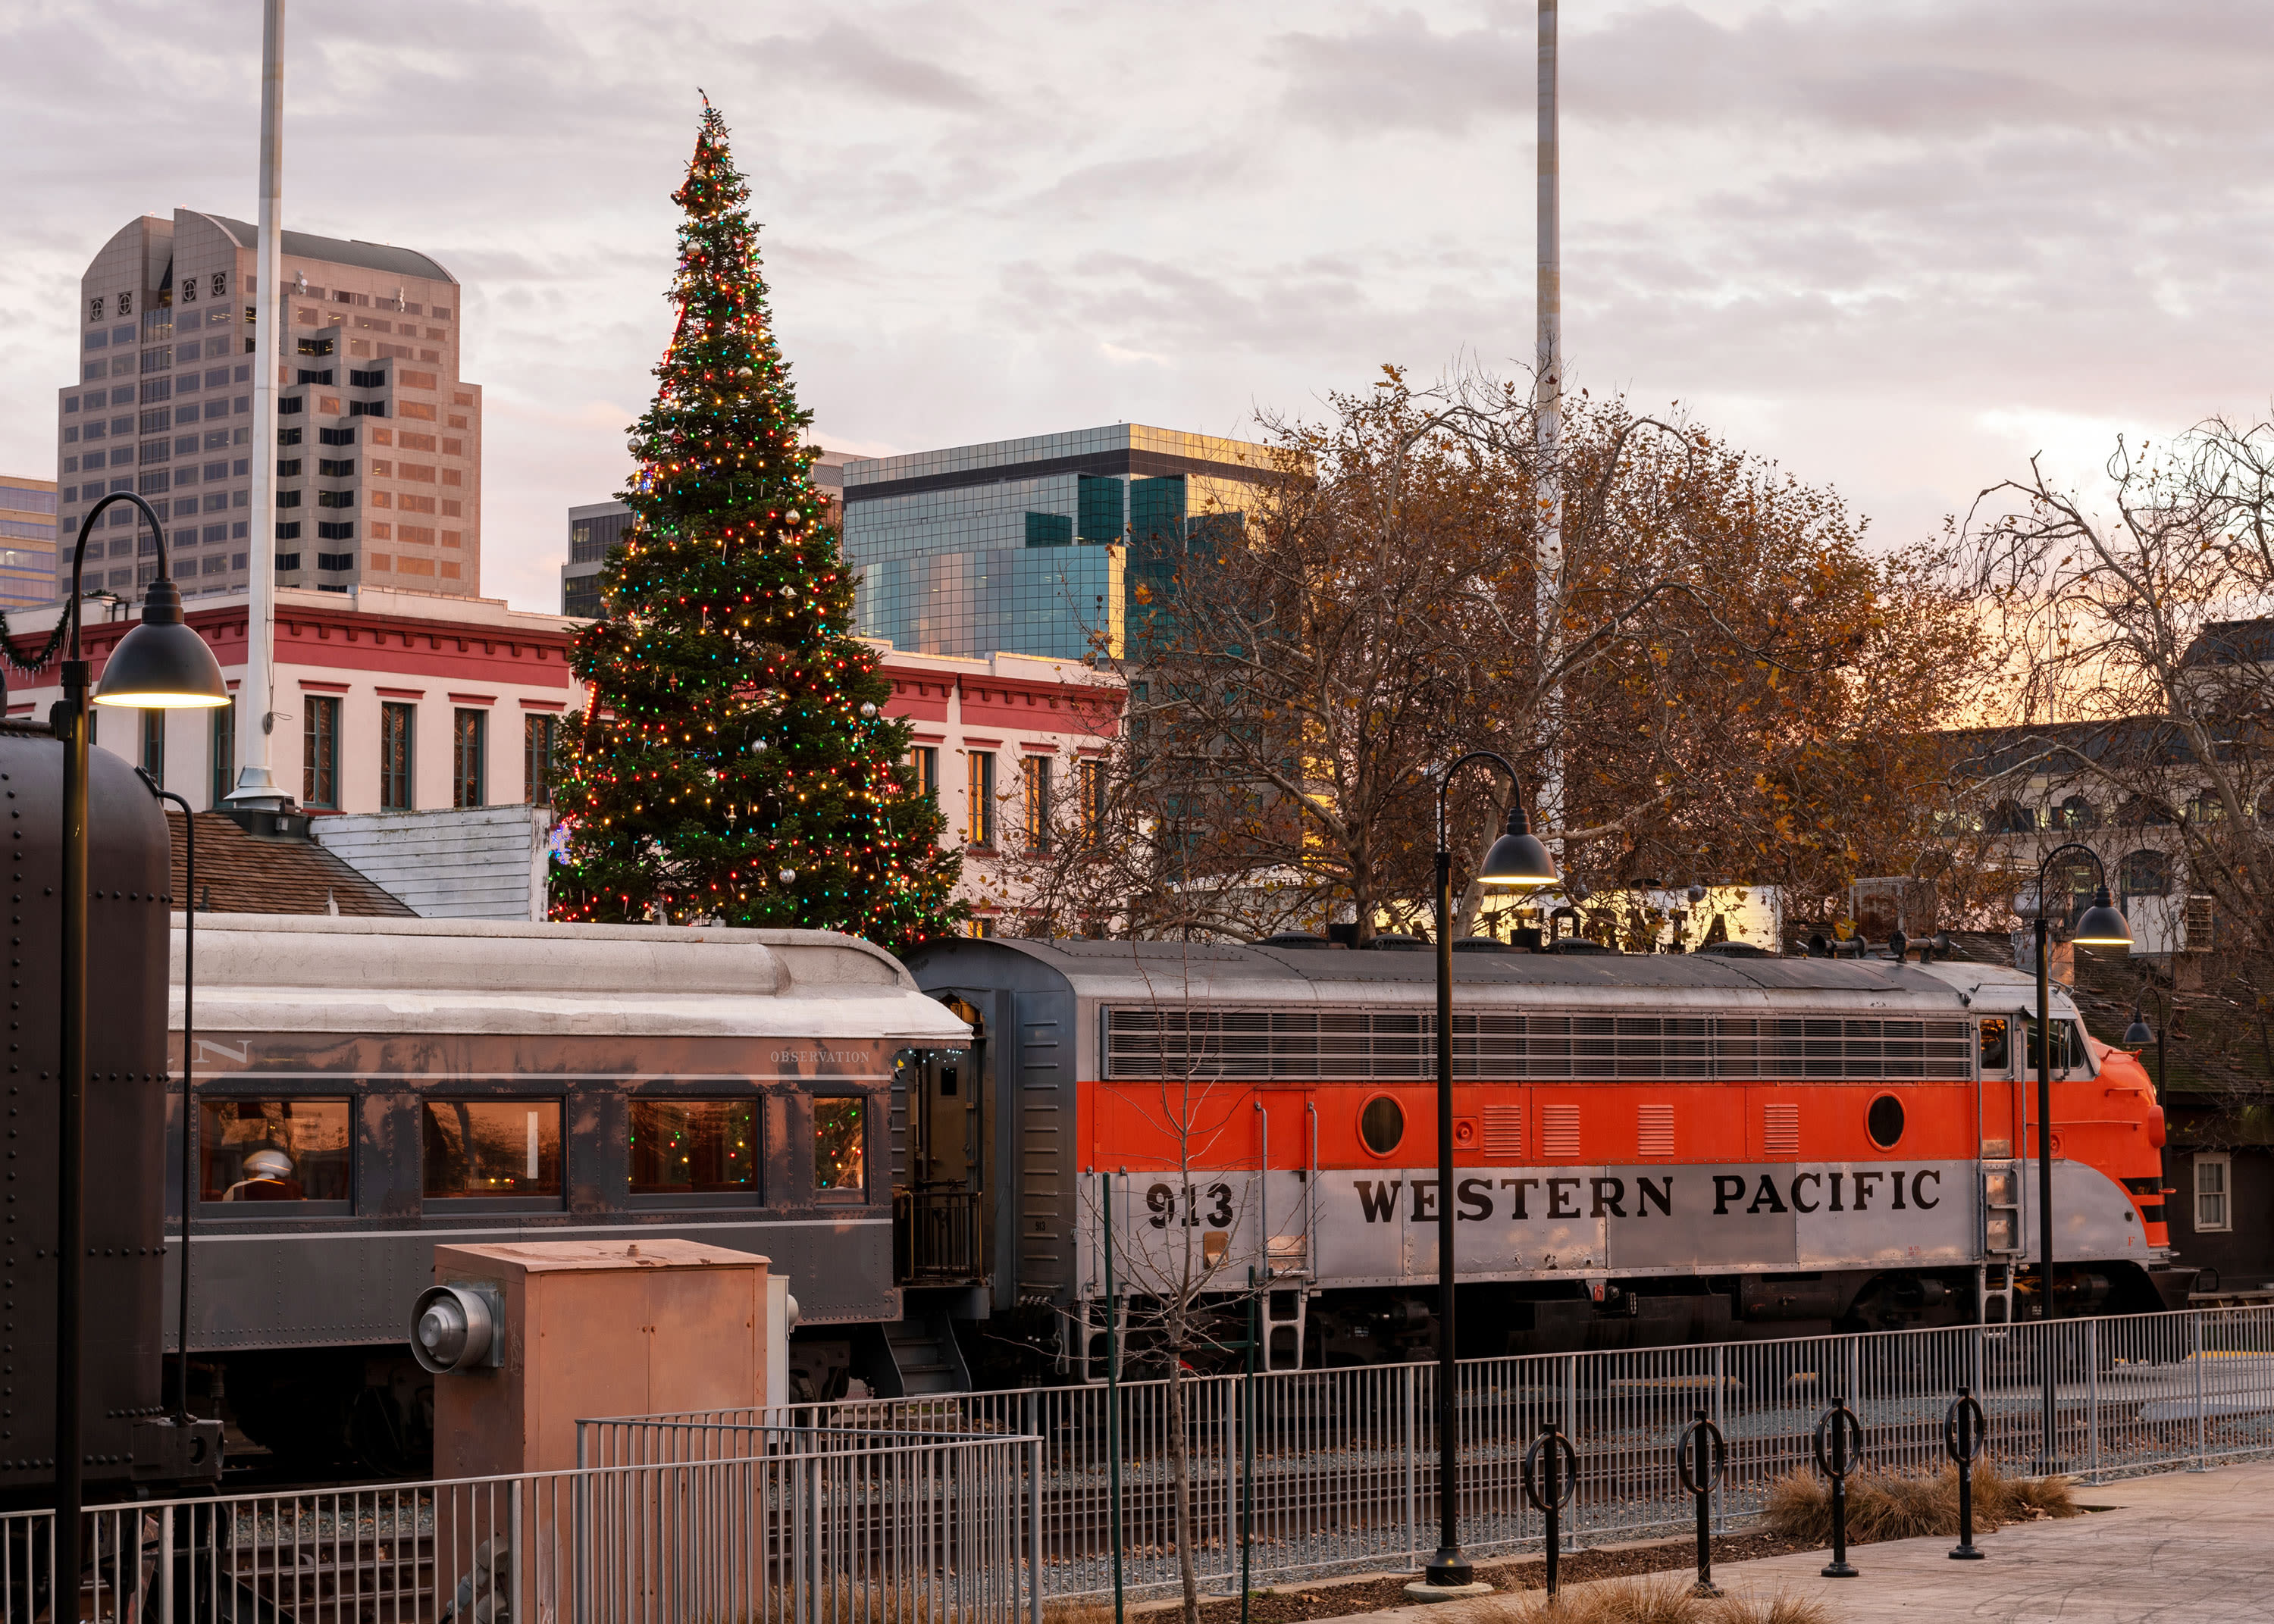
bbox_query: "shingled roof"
[167,811,416,918]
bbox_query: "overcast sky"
[2,0,2268,612]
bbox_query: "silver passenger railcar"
[168,915,969,1470]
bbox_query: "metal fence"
[12,1308,2274,1619]
[613,1304,2274,1602]
[0,1424,1041,1624]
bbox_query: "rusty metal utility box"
[426,1238,770,1480]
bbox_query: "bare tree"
[1077,950,1261,1624]
[1950,418,2274,966]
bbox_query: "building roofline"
[189,211,457,285]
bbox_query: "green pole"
[1243,1266,1258,1624]
[1104,1172,1125,1624]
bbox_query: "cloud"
[2,0,2271,612]
[755,21,992,114]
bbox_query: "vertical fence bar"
[1029,1432,1046,1624]
[2194,1312,2208,1472]
[1405,1361,1418,1568]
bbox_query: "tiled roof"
[167,811,416,918]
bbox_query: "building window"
[139,709,164,787]
[1081,759,1106,845]
[421,1100,563,1199]
[2195,1152,2232,1232]
[381,702,415,811]
[525,713,557,806]
[966,916,996,939]
[1023,756,1052,852]
[453,708,487,808]
[210,701,235,809]
[910,745,938,803]
[302,695,339,809]
[966,750,994,847]
[813,1097,866,1200]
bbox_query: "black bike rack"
[1946,1387,1988,1561]
[1521,1420,1580,1597]
[1813,1395,1865,1579]
[1676,1408,1727,1597]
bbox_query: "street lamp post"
[1421,753,1557,1591]
[2025,842,2131,1471]
[48,493,229,1603]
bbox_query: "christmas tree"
[549,101,962,951]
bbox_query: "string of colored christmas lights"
[547,99,964,952]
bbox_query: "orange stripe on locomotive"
[1084,1038,2169,1249]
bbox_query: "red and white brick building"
[3,587,1120,925]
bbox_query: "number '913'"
[1146,1181,1233,1228]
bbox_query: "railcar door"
[1976,1015,2025,1322]
[891,997,985,1285]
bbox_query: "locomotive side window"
[1979,1019,2009,1071]
[1359,1095,1405,1158]
[2023,1018,2086,1074]
[199,1098,351,1201]
[814,1097,867,1200]
[629,1098,758,1195]
[1866,1094,1905,1150]
[421,1100,563,1198]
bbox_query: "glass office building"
[0,477,58,609]
[843,424,1276,660]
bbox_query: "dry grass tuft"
[1761,1462,2079,1544]
[1044,1606,1118,1624]
[1496,1574,1834,1624]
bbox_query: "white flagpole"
[1535,0,1564,853]
[230,0,286,809]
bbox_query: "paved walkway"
[1316,1460,2274,1623]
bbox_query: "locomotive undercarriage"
[1087,1260,2169,1377]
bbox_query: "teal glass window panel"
[1078,475,1126,543]
[1024,511,1073,547]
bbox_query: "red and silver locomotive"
[906,937,2181,1372]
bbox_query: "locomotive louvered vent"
[1540,1104,1582,1159]
[1482,1103,1524,1157]
[1763,1103,1801,1156]
[1637,1103,1675,1158]
[1101,1007,1974,1081]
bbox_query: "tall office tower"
[0,477,58,609]
[561,450,847,620]
[58,210,482,602]
[841,424,1274,661]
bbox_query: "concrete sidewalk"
[1320,1460,2274,1623]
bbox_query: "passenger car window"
[630,1098,758,1194]
[200,1098,351,1201]
[422,1100,562,1197]
[814,1097,866,1199]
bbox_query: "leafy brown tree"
[1009,368,1979,940]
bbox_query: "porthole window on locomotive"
[1359,1094,1405,1157]
[1867,1094,1906,1150]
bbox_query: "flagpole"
[229,0,286,809]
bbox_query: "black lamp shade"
[2070,886,2132,947]
[2123,1012,2154,1047]
[92,579,229,709]
[1477,806,1559,890]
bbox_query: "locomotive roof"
[169,915,973,1041]
[913,938,2069,1019]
